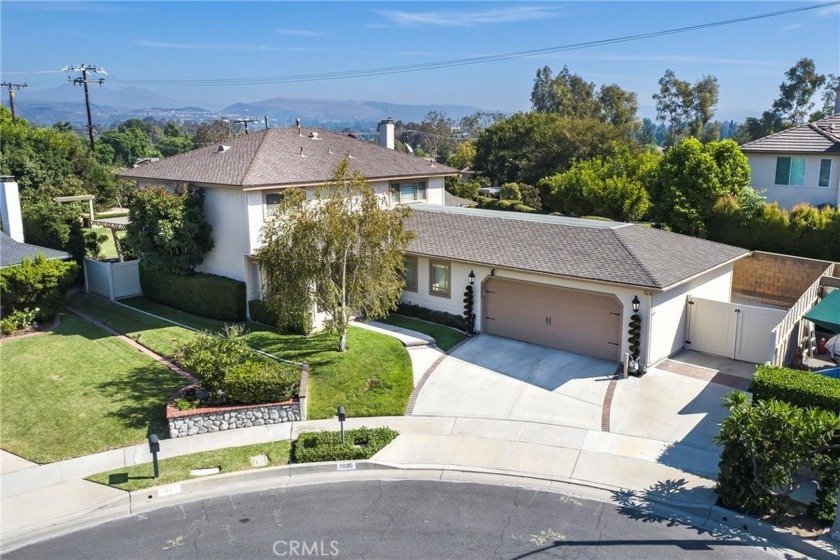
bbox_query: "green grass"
[379,314,466,352]
[83,227,126,259]
[87,440,291,492]
[75,295,414,420]
[0,313,187,463]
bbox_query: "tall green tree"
[598,83,639,131]
[473,112,627,186]
[648,138,750,236]
[688,75,720,142]
[124,186,214,274]
[98,128,161,167]
[654,69,719,145]
[259,159,414,352]
[530,65,601,119]
[772,58,826,126]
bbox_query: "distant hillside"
[7,89,492,129]
[222,96,487,125]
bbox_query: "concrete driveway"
[411,335,617,430]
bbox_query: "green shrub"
[395,302,465,331]
[476,197,537,214]
[248,299,312,335]
[499,182,522,201]
[519,183,542,211]
[21,196,87,263]
[224,360,301,404]
[809,455,840,523]
[716,391,840,519]
[174,325,251,398]
[292,427,399,463]
[0,255,78,321]
[173,397,199,411]
[0,308,38,334]
[140,267,246,321]
[750,365,840,413]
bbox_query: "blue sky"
[1,1,838,120]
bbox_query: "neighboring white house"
[740,113,840,210]
[121,121,753,368]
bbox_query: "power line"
[1,82,27,122]
[108,2,838,88]
[63,64,107,151]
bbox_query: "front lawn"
[87,440,291,492]
[77,295,414,420]
[379,314,466,351]
[0,313,186,463]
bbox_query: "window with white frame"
[390,181,427,204]
[774,157,806,186]
[819,159,832,188]
[403,256,418,292]
[429,260,450,297]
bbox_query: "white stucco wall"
[402,257,655,364]
[194,187,250,282]
[647,264,734,366]
[747,153,840,209]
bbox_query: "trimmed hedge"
[140,267,246,321]
[0,255,78,321]
[395,302,465,332]
[476,196,537,214]
[248,299,313,335]
[224,360,301,404]
[292,427,398,463]
[750,365,840,413]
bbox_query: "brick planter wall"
[166,386,301,437]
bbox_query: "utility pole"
[1,82,27,123]
[63,64,106,151]
[231,117,260,134]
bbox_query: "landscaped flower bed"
[292,427,399,463]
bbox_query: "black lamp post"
[632,296,640,313]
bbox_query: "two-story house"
[121,120,751,369]
[740,111,840,210]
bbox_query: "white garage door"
[482,278,622,361]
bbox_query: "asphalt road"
[7,480,783,560]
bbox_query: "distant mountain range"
[7,85,489,130]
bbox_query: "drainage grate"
[250,454,269,468]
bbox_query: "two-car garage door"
[482,278,623,361]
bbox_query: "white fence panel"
[734,305,787,364]
[83,258,141,301]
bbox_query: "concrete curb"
[1,460,829,558]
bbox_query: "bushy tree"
[98,128,162,167]
[654,69,720,145]
[539,149,657,221]
[175,325,251,400]
[21,197,86,263]
[772,58,826,126]
[157,136,194,158]
[648,138,750,236]
[716,391,840,519]
[473,112,627,186]
[259,159,414,352]
[499,182,521,201]
[124,186,214,274]
[447,140,476,170]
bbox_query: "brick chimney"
[0,177,24,243]
[378,118,395,150]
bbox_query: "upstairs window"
[774,157,806,186]
[265,192,287,215]
[819,159,832,188]
[403,256,418,292]
[390,181,427,204]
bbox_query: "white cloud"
[377,6,558,27]
[275,28,321,37]
[781,23,803,30]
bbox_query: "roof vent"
[328,148,333,155]
[347,149,354,159]
[308,131,320,140]
[296,118,302,136]
[299,146,307,157]
[217,145,231,152]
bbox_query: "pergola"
[53,194,95,222]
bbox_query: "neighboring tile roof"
[444,191,478,208]
[405,205,748,290]
[0,232,71,268]
[740,114,840,154]
[119,127,458,187]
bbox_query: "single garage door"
[482,278,622,361]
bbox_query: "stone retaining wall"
[167,397,301,438]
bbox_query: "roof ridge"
[809,122,840,144]
[611,227,660,288]
[740,115,840,149]
[240,129,272,187]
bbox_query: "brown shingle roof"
[405,206,748,290]
[119,127,458,187]
[740,115,840,154]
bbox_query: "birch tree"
[258,158,413,352]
